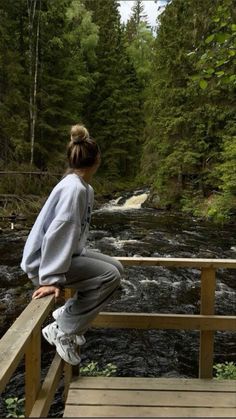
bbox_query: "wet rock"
[142,189,161,209]
[0,266,27,286]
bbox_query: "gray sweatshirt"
[20,173,94,286]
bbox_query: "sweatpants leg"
[56,251,123,335]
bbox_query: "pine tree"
[0,0,28,166]
[131,0,149,27]
[36,0,98,169]
[83,0,143,179]
[0,0,98,170]
[141,0,236,219]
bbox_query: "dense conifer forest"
[0,0,235,222]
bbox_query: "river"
[0,191,235,417]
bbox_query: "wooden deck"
[64,376,236,417]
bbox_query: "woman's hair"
[64,124,100,174]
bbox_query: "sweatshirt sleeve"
[38,219,80,286]
[38,185,86,286]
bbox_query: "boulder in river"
[142,189,162,209]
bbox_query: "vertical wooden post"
[199,267,216,378]
[63,288,74,401]
[25,329,41,416]
[63,363,72,402]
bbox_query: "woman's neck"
[74,169,92,184]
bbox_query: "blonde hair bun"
[70,124,89,144]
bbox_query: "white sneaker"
[42,321,58,346]
[52,306,86,346]
[42,322,81,366]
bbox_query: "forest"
[0,0,235,222]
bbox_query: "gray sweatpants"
[56,250,123,335]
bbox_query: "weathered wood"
[63,405,236,417]
[25,329,41,416]
[65,377,236,417]
[66,388,235,407]
[70,376,236,392]
[0,295,54,393]
[29,354,63,418]
[63,363,72,403]
[63,287,78,402]
[1,257,236,418]
[199,267,216,379]
[116,256,236,269]
[92,312,236,330]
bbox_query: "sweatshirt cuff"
[39,274,67,286]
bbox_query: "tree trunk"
[27,0,41,167]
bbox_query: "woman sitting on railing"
[20,124,123,365]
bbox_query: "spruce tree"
[0,0,28,165]
[84,0,143,180]
[0,0,98,170]
[142,0,236,219]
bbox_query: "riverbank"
[1,168,236,224]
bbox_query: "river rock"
[0,266,27,286]
[142,189,161,209]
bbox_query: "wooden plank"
[66,389,236,407]
[63,405,236,417]
[199,268,216,379]
[92,312,236,330]
[29,354,63,418]
[70,377,236,392]
[25,329,41,416]
[116,257,236,269]
[0,295,54,393]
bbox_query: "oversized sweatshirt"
[20,173,94,286]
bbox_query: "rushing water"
[0,192,235,417]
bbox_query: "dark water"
[0,203,235,417]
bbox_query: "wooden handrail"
[0,295,54,393]
[92,313,236,330]
[0,257,235,418]
[117,257,236,269]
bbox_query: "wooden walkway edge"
[64,376,236,417]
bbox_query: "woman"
[20,124,123,365]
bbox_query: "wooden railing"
[0,257,235,417]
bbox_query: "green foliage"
[80,361,117,377]
[0,0,235,221]
[125,22,155,87]
[83,0,144,180]
[0,0,98,169]
[214,362,236,380]
[5,397,25,418]
[141,0,236,221]
[190,0,236,89]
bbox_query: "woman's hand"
[32,285,61,300]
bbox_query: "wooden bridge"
[0,257,236,417]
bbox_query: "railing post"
[25,328,41,416]
[63,288,75,402]
[199,267,216,378]
[63,288,81,403]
